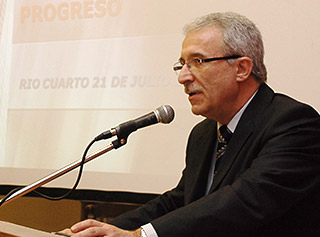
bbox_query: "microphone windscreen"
[157,105,175,124]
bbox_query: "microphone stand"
[0,138,127,207]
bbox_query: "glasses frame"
[173,55,242,74]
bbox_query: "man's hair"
[184,12,267,82]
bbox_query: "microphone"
[95,105,175,142]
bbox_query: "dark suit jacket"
[109,83,320,236]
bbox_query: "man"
[60,12,320,236]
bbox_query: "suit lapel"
[186,119,217,202]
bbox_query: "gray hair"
[183,12,267,82]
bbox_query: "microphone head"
[156,105,175,124]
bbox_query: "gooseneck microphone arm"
[0,140,117,207]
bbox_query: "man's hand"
[56,219,141,237]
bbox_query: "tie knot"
[218,125,232,144]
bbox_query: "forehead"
[181,27,224,58]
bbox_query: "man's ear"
[236,57,254,82]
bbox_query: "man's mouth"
[185,85,201,96]
[186,88,202,97]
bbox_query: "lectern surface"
[0,220,55,237]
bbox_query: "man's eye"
[194,58,203,64]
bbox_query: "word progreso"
[20,0,121,24]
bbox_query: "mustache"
[184,84,202,94]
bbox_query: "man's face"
[178,27,239,122]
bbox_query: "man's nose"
[177,65,194,84]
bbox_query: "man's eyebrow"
[178,57,185,63]
[179,53,206,62]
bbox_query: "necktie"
[206,125,233,193]
[214,125,232,174]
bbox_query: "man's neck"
[218,82,261,125]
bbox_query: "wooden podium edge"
[0,220,55,237]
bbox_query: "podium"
[0,220,55,236]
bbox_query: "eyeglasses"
[173,55,242,75]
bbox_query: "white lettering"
[20,0,121,23]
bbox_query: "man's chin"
[191,105,203,116]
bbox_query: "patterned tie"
[214,125,232,174]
